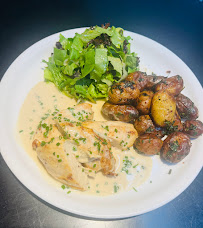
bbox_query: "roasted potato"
[145,75,167,89]
[108,81,140,105]
[183,120,203,138]
[151,91,176,127]
[125,71,148,91]
[135,90,154,115]
[155,75,184,96]
[161,132,191,163]
[134,115,155,135]
[164,111,183,134]
[176,93,199,120]
[101,101,139,123]
[134,133,163,155]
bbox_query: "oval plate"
[0,27,202,219]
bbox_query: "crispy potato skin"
[183,120,203,138]
[134,115,155,135]
[125,71,148,91]
[108,81,140,105]
[145,75,167,89]
[101,102,139,123]
[134,133,163,155]
[155,75,184,96]
[161,132,191,163]
[135,90,154,115]
[151,91,176,127]
[176,94,199,120]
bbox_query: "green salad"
[43,25,139,102]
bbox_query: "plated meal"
[16,24,203,196]
[1,24,203,218]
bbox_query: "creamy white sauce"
[17,81,152,196]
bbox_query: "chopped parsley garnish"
[73,138,79,145]
[169,140,179,152]
[79,137,86,143]
[72,146,77,151]
[61,185,66,190]
[41,141,46,147]
[133,164,138,168]
[168,169,172,175]
[102,125,109,131]
[121,156,132,174]
[133,187,137,192]
[94,141,101,152]
[114,183,119,193]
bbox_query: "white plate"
[0,27,203,219]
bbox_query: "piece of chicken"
[82,121,138,150]
[55,103,94,124]
[57,122,116,176]
[31,103,95,191]
[32,125,89,191]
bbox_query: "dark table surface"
[0,0,203,227]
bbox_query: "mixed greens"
[43,24,139,102]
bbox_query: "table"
[0,0,202,227]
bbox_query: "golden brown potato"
[161,132,191,163]
[183,120,203,138]
[108,81,140,105]
[176,93,199,120]
[134,133,163,155]
[101,101,139,123]
[134,115,155,135]
[151,91,176,127]
[125,71,148,91]
[155,75,184,96]
[135,90,154,115]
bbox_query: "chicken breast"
[57,122,116,176]
[32,103,117,190]
[32,125,89,191]
[82,121,138,150]
[38,103,94,128]
[53,103,94,124]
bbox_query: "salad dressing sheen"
[17,81,152,196]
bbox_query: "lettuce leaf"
[108,56,123,75]
[59,34,73,50]
[81,49,95,77]
[80,26,113,44]
[53,48,67,66]
[125,54,139,73]
[94,48,108,75]
[43,25,139,102]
